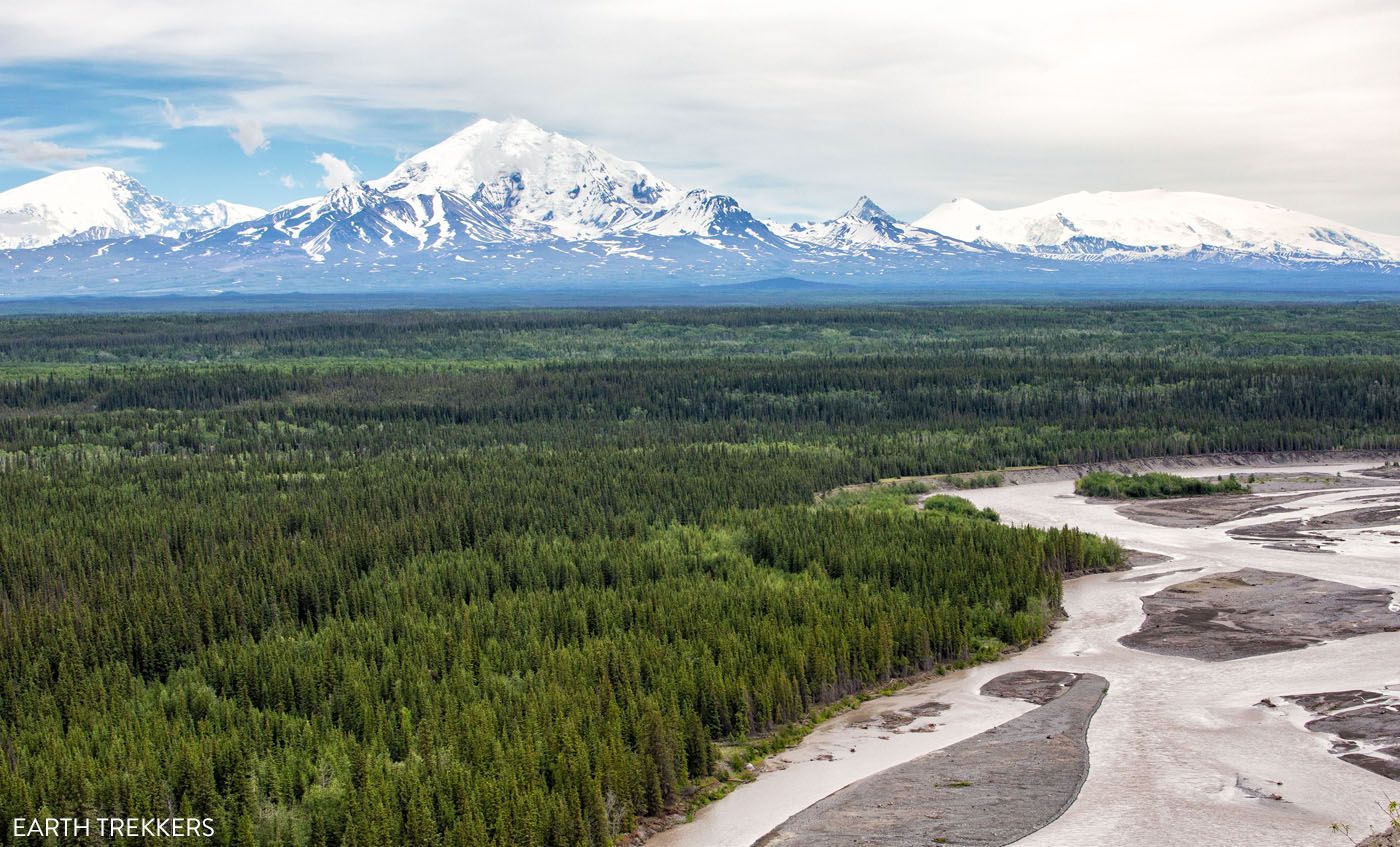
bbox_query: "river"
[648,461,1400,846]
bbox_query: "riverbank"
[755,672,1107,847]
[652,459,1400,847]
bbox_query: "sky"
[0,0,1397,231]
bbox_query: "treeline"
[0,305,1395,846]
[1,353,1397,470]
[3,304,1400,365]
[1075,471,1248,499]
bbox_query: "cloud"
[2,1,1399,229]
[0,122,161,178]
[100,136,163,150]
[0,129,93,170]
[312,152,356,189]
[161,98,267,155]
[0,116,167,176]
[228,118,267,155]
[260,168,300,189]
[159,97,183,129]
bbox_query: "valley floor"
[648,460,1400,847]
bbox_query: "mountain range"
[1,117,1397,299]
[0,167,263,250]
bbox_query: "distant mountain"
[185,120,783,262]
[0,167,263,250]
[370,117,679,240]
[0,123,1397,300]
[188,180,528,260]
[168,121,806,279]
[786,196,974,254]
[628,189,783,242]
[913,189,1400,264]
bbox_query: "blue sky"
[0,62,464,209]
[1,1,1397,230]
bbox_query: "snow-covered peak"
[627,189,778,241]
[4,166,137,206]
[785,196,967,253]
[188,199,267,230]
[0,166,264,249]
[315,182,387,218]
[844,195,895,223]
[372,117,681,239]
[913,189,1400,262]
[927,197,988,216]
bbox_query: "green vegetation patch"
[923,494,1000,522]
[1075,470,1249,499]
[821,480,932,511]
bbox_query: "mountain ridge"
[0,166,263,250]
[913,189,1400,263]
[1,121,1397,297]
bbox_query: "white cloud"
[160,99,268,156]
[312,152,356,189]
[3,0,1399,229]
[100,136,163,150]
[158,97,182,129]
[228,118,267,155]
[0,128,93,169]
[279,174,297,189]
[0,122,155,173]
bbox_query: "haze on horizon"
[0,0,1396,232]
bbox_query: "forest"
[1,304,1398,846]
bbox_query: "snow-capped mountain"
[913,189,1400,263]
[178,121,799,268]
[370,117,680,240]
[1,122,1397,299]
[628,189,783,242]
[188,118,701,262]
[786,196,974,254]
[0,167,263,250]
[189,180,531,260]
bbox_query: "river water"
[649,462,1400,847]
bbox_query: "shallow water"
[648,462,1400,847]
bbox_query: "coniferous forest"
[1,305,1398,846]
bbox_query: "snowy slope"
[786,196,976,254]
[0,167,263,249]
[190,181,534,260]
[371,118,680,239]
[913,190,1400,262]
[185,200,268,231]
[627,190,783,242]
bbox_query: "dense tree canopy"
[0,305,1395,846]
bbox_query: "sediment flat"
[1228,503,1400,545]
[1284,690,1400,781]
[978,669,1080,705]
[1115,492,1312,528]
[754,672,1107,847]
[1119,568,1400,661]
